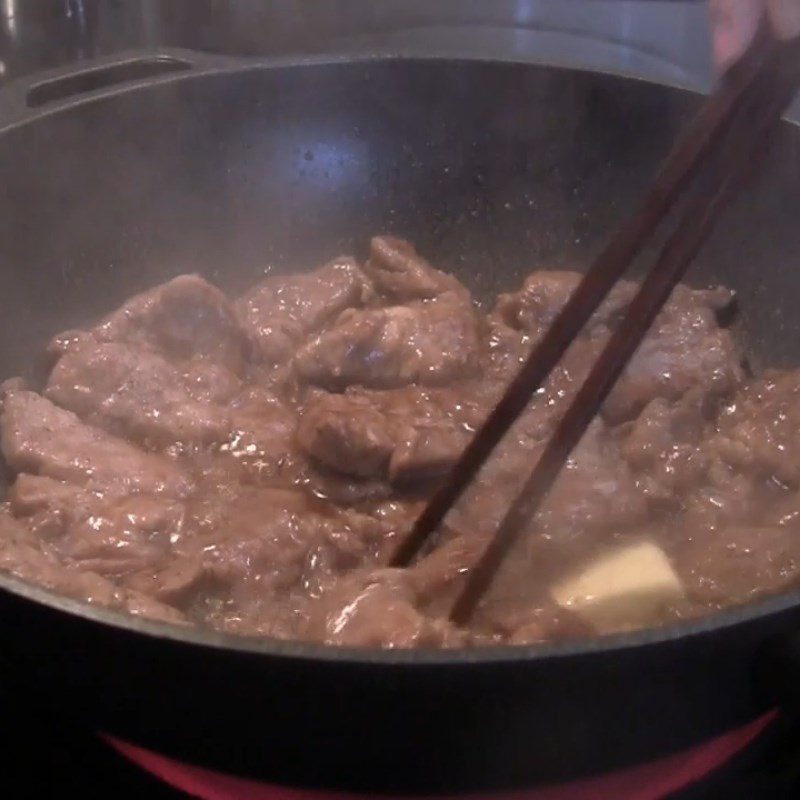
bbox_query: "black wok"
[1,50,800,795]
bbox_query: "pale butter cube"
[550,542,684,633]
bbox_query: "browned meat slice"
[236,257,373,364]
[305,568,464,648]
[302,505,403,594]
[605,285,743,423]
[181,486,396,636]
[711,370,800,485]
[219,387,301,484]
[57,494,184,576]
[484,315,534,378]
[0,377,28,399]
[365,236,468,301]
[67,274,249,373]
[494,271,741,424]
[296,388,477,486]
[408,530,491,610]
[296,393,396,479]
[388,423,471,486]
[483,320,611,443]
[7,238,794,647]
[478,601,593,645]
[0,510,119,606]
[127,554,207,605]
[1,391,191,497]
[46,341,230,448]
[494,270,636,340]
[47,329,94,358]
[294,293,481,390]
[680,459,767,534]
[496,269,733,339]
[0,509,186,624]
[298,329,596,486]
[9,473,185,576]
[7,474,86,539]
[185,487,351,589]
[375,384,487,430]
[180,358,243,405]
[620,393,712,505]
[674,521,800,608]
[450,420,647,569]
[534,421,648,546]
[302,472,395,507]
[8,473,83,515]
[122,590,189,625]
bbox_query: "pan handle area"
[0,47,249,131]
[25,55,193,108]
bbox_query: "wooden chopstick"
[387,25,800,625]
[447,31,800,625]
[389,24,778,571]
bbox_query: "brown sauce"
[1,236,797,648]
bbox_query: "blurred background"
[7,1,798,118]
[0,1,714,90]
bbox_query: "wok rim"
[0,50,775,137]
[1,53,799,669]
[2,567,799,666]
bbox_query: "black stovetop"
[1,680,799,800]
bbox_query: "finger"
[768,0,800,40]
[710,0,767,69]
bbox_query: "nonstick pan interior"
[1,59,799,381]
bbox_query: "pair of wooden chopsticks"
[390,22,800,626]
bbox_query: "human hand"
[710,0,800,69]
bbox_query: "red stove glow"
[106,711,776,800]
